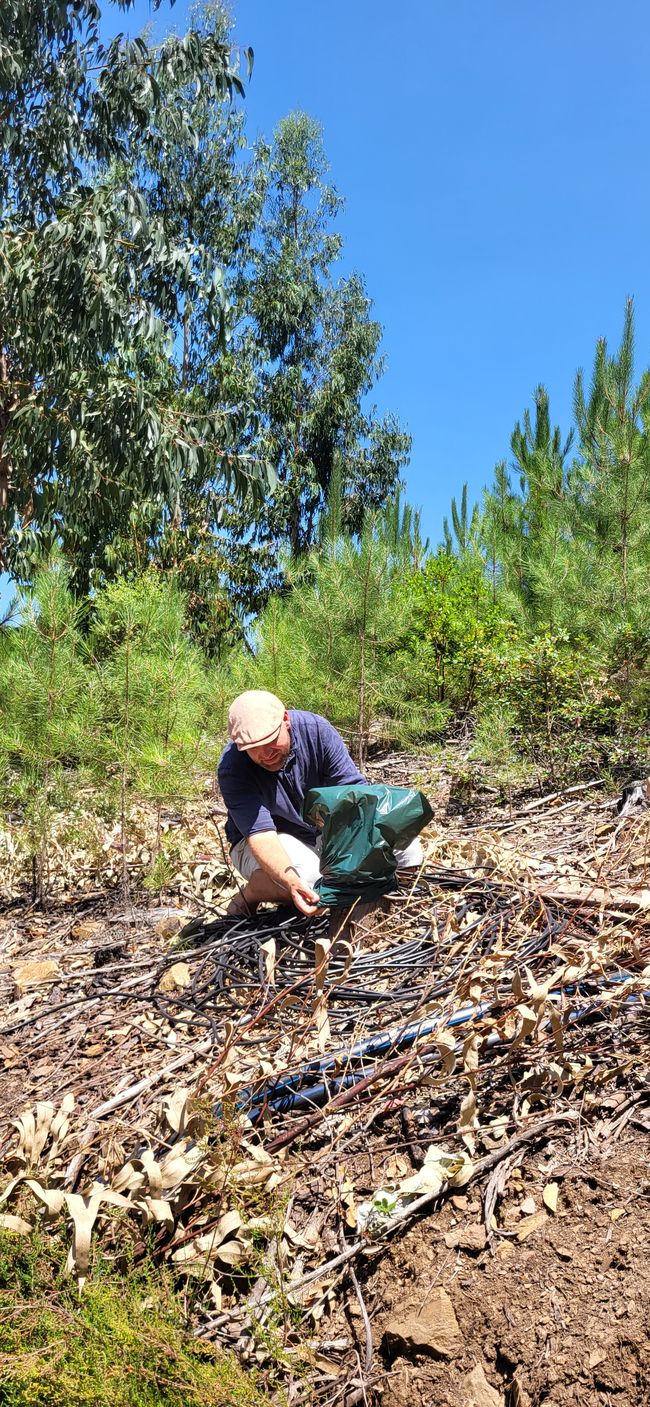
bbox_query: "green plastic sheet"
[303,783,433,907]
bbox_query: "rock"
[462,1362,504,1407]
[13,959,59,992]
[382,1287,462,1361]
[516,1210,547,1242]
[519,1195,536,1216]
[444,1223,487,1253]
[158,961,191,992]
[155,912,187,938]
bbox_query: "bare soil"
[362,1131,650,1406]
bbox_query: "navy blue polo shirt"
[218,710,365,848]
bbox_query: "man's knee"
[231,833,321,887]
[279,834,321,886]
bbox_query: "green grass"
[0,1229,268,1407]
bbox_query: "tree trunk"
[0,348,19,571]
[121,636,131,900]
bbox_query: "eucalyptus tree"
[80,1,274,649]
[247,112,410,562]
[134,105,411,641]
[0,0,269,588]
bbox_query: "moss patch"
[0,1230,267,1407]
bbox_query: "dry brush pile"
[2,774,650,1402]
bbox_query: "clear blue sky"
[62,2,650,548]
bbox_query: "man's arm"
[246,832,319,915]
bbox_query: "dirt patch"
[357,1132,650,1406]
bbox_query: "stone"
[462,1362,504,1407]
[516,1210,547,1242]
[444,1223,487,1253]
[155,913,186,938]
[158,961,191,992]
[382,1287,462,1361]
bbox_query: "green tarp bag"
[303,783,433,906]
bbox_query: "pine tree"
[443,483,481,556]
[482,387,575,631]
[91,575,206,896]
[573,299,650,624]
[0,558,93,902]
[227,493,428,761]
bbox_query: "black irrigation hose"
[6,863,639,1043]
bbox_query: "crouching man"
[218,690,423,916]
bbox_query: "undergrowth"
[0,1229,268,1407]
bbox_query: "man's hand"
[226,830,321,916]
[287,878,320,915]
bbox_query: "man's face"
[246,713,292,771]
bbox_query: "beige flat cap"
[228,689,285,751]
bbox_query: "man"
[218,689,423,916]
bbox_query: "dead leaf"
[260,938,276,984]
[13,960,59,992]
[462,1034,481,1073]
[435,1028,457,1075]
[458,1087,478,1151]
[511,1005,537,1048]
[215,1239,245,1266]
[0,1213,31,1234]
[543,1182,559,1214]
[214,1208,242,1243]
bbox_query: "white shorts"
[230,832,424,885]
